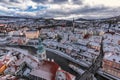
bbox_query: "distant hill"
[75,15,120,21]
[76,18,91,21]
[0,16,33,19]
[0,15,120,21]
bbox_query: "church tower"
[37,36,46,60]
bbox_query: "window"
[113,59,116,62]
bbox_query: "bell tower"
[37,36,46,60]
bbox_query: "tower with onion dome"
[37,36,46,60]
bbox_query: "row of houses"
[102,33,120,78]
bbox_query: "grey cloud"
[31,0,48,3]
[0,0,8,3]
[9,0,20,3]
[75,7,120,19]
[0,0,19,3]
[53,0,68,4]
[70,6,109,15]
[0,0,120,19]
[42,5,119,19]
[31,0,68,4]
[45,6,109,16]
[72,0,83,4]
[21,6,120,19]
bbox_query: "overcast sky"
[0,0,120,19]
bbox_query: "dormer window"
[116,53,119,56]
[113,59,116,61]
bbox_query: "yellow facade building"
[25,30,40,39]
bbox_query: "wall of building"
[102,59,120,78]
[25,30,40,39]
